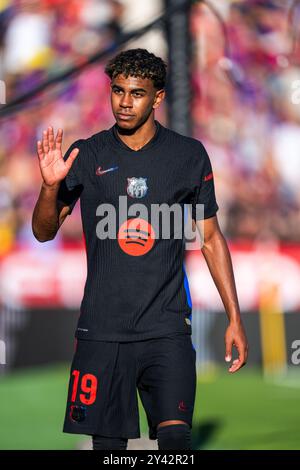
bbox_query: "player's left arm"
[195,215,249,373]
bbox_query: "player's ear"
[153,89,165,109]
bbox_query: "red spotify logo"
[117,218,156,256]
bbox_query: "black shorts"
[63,333,196,440]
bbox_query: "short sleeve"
[57,139,84,214]
[191,143,219,220]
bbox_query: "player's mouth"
[116,113,135,120]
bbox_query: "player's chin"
[116,121,134,128]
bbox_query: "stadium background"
[0,0,300,450]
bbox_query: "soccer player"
[32,49,248,450]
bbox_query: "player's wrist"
[42,181,60,191]
[228,315,242,326]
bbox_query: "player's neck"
[116,118,157,152]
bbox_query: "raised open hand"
[37,126,79,187]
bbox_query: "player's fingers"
[48,126,55,150]
[36,140,44,160]
[229,357,246,373]
[234,345,246,370]
[42,129,49,154]
[65,148,79,169]
[55,128,63,151]
[236,339,247,365]
[229,362,242,373]
[225,337,233,363]
[227,338,247,373]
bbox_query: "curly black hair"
[104,48,167,90]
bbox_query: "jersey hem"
[75,328,192,342]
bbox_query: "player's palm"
[37,127,79,187]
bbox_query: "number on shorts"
[71,370,98,405]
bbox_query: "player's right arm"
[32,126,80,242]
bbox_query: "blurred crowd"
[191,0,300,242]
[0,0,300,255]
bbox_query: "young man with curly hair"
[32,48,248,451]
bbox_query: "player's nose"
[119,93,133,108]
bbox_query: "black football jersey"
[57,121,218,341]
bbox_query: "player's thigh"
[137,334,196,429]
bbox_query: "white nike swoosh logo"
[96,166,119,176]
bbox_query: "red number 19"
[71,370,98,405]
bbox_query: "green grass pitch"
[0,364,299,450]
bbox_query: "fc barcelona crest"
[127,177,148,198]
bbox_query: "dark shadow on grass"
[192,420,222,450]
